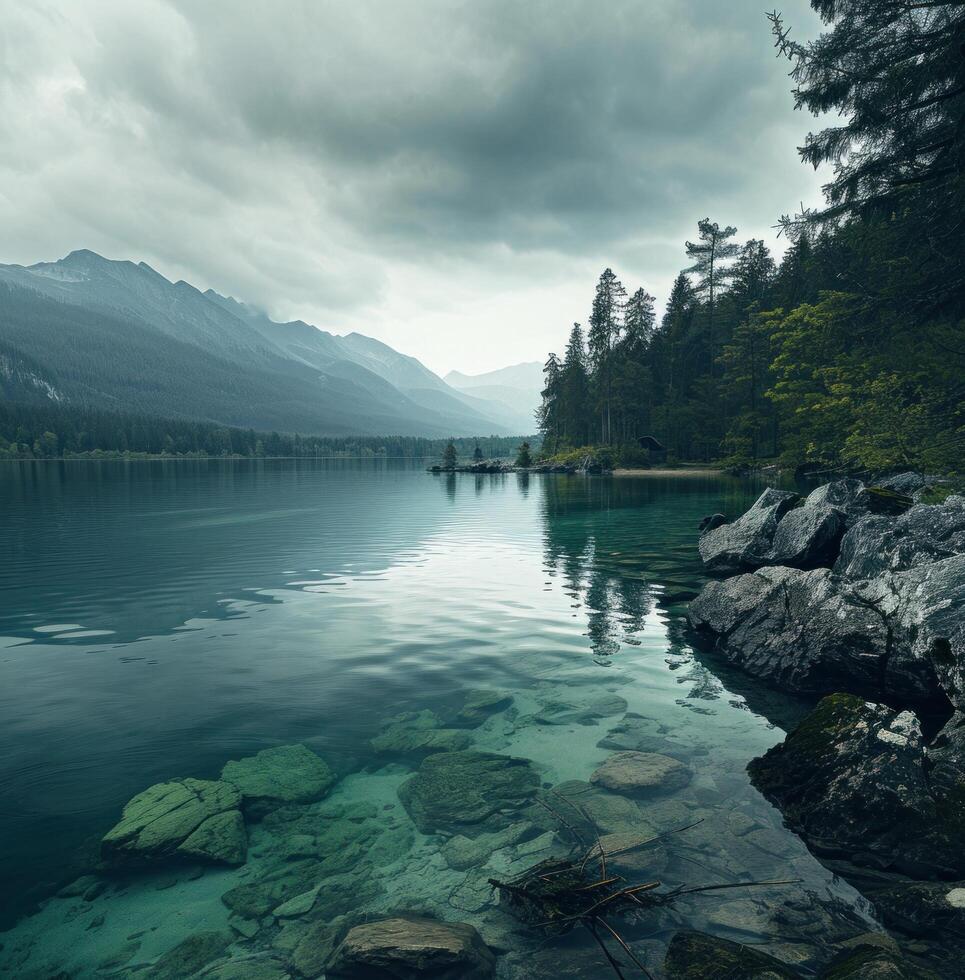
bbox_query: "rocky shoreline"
[688,473,965,970]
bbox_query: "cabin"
[637,435,667,465]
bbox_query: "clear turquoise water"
[0,460,871,976]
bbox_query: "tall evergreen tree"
[587,268,627,444]
[560,323,592,446]
[537,353,563,452]
[685,219,740,371]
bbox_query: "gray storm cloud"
[0,0,826,373]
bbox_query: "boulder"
[876,471,931,497]
[748,694,965,878]
[397,751,539,835]
[687,567,900,698]
[698,488,799,574]
[698,513,728,534]
[805,478,866,524]
[664,931,800,979]
[589,751,691,798]
[221,744,336,819]
[768,504,845,569]
[870,879,965,939]
[327,917,495,980]
[101,778,246,867]
[835,497,965,580]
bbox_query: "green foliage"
[515,441,533,467]
[534,4,965,476]
[441,440,458,469]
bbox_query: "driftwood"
[488,793,798,979]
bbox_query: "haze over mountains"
[0,251,536,437]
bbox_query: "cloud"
[0,0,827,373]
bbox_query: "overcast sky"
[1,1,827,376]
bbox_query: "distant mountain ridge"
[0,250,535,437]
[446,361,543,427]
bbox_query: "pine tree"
[537,353,563,452]
[624,288,656,348]
[560,323,591,446]
[473,441,484,461]
[515,441,533,468]
[685,219,739,370]
[587,268,626,444]
[442,440,457,470]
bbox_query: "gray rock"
[221,744,336,819]
[805,478,866,521]
[397,751,539,835]
[835,497,965,580]
[101,778,246,868]
[370,718,471,758]
[769,504,845,569]
[698,488,799,574]
[748,694,965,879]
[699,513,728,534]
[590,751,691,798]
[687,567,899,697]
[328,917,495,980]
[876,471,931,497]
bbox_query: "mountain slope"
[446,361,543,428]
[0,252,520,437]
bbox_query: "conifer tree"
[587,268,626,444]
[685,219,739,370]
[442,440,457,470]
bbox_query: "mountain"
[0,250,533,437]
[446,362,544,427]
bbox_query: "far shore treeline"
[538,7,964,476]
[0,401,535,461]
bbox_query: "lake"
[0,459,872,976]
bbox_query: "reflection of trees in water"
[540,477,655,662]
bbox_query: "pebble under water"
[0,459,876,977]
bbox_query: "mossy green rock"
[398,751,539,834]
[664,931,800,978]
[101,777,245,867]
[452,689,513,727]
[221,744,336,819]
[178,808,246,865]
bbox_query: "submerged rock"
[144,931,232,980]
[531,692,628,726]
[590,751,691,798]
[698,488,799,574]
[748,694,965,879]
[370,711,472,758]
[221,744,336,819]
[530,779,651,837]
[441,822,539,870]
[328,917,496,980]
[452,689,513,727]
[397,751,539,835]
[664,931,799,978]
[101,777,246,868]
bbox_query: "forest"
[537,3,965,475]
[0,401,528,461]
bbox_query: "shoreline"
[613,467,723,477]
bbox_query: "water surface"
[0,460,870,976]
